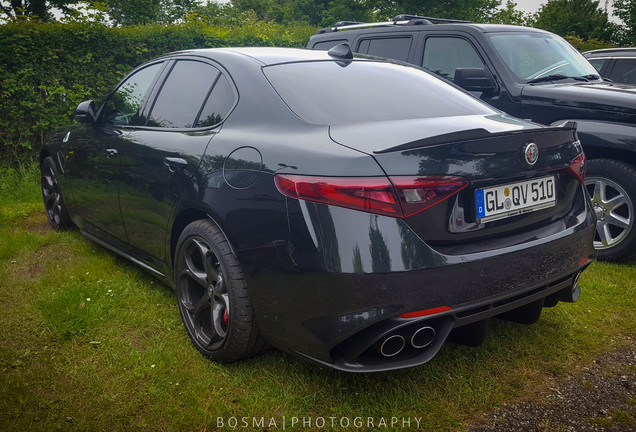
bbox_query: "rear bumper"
[241,194,596,372]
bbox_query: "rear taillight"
[274,174,468,218]
[391,176,469,216]
[567,152,586,183]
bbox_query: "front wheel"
[585,159,636,262]
[174,219,266,363]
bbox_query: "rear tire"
[174,219,266,363]
[585,159,636,262]
[41,156,72,230]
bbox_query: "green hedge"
[0,21,315,164]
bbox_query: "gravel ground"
[469,339,636,432]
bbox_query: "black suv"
[308,16,636,262]
[584,48,636,85]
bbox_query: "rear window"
[262,60,496,125]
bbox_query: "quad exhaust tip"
[411,326,436,349]
[379,335,406,357]
[378,326,438,357]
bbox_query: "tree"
[491,0,530,25]
[613,0,636,44]
[104,0,198,26]
[321,0,375,26]
[533,0,617,42]
[370,0,502,22]
[1,0,75,21]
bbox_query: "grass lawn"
[1,164,634,431]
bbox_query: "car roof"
[167,47,350,66]
[583,48,636,58]
[312,21,550,37]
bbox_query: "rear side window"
[195,75,236,127]
[610,58,636,85]
[422,37,486,81]
[358,37,412,62]
[148,60,220,128]
[263,60,495,125]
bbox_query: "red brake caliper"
[223,309,229,324]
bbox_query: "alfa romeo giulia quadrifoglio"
[40,45,596,372]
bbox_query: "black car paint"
[308,25,636,164]
[308,23,636,262]
[42,48,595,372]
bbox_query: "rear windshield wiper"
[527,74,589,84]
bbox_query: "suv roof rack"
[316,14,472,34]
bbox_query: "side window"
[422,37,486,81]
[312,39,348,50]
[101,63,162,126]
[358,37,412,62]
[195,75,236,127]
[148,60,221,128]
[610,58,636,85]
[587,58,608,74]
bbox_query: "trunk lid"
[329,115,583,250]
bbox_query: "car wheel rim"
[585,176,633,250]
[42,163,62,226]
[176,237,229,351]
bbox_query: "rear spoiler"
[373,121,577,154]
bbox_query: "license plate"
[476,176,556,222]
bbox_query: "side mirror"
[75,100,97,123]
[454,68,496,92]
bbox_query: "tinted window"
[359,37,412,62]
[587,58,608,73]
[610,58,636,85]
[263,60,496,125]
[313,39,348,50]
[422,38,486,81]
[195,75,235,127]
[148,60,220,128]
[102,63,162,126]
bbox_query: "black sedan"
[41,45,596,372]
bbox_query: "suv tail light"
[275,174,468,218]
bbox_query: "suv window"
[358,37,412,62]
[588,58,608,73]
[101,63,162,126]
[422,37,486,81]
[313,39,348,50]
[148,60,221,128]
[263,60,495,125]
[610,58,636,85]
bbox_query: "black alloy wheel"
[174,219,265,362]
[41,156,72,230]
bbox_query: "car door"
[67,61,165,245]
[116,58,237,269]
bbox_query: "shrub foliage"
[0,21,314,164]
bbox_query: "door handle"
[163,157,188,172]
[104,148,118,158]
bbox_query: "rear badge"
[524,143,539,166]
